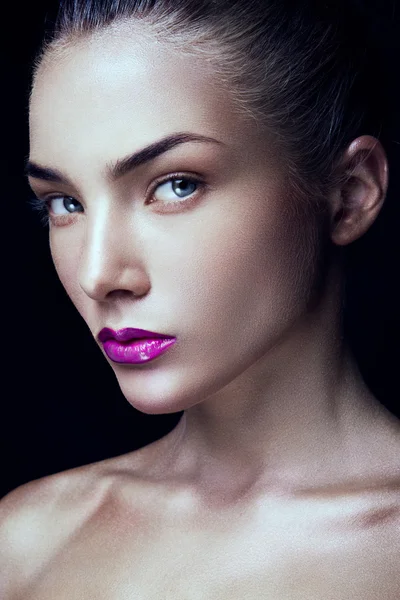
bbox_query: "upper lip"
[98,327,174,343]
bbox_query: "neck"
[153,269,399,504]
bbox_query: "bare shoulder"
[0,450,148,598]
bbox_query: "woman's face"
[28,22,325,414]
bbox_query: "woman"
[1,0,399,597]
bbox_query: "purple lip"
[98,327,174,343]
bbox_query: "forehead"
[29,23,248,172]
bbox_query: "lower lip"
[102,337,176,364]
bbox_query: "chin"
[127,398,187,416]
[112,370,202,416]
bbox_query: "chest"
[27,497,400,600]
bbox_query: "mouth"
[98,327,175,343]
[97,327,177,364]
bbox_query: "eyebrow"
[24,132,223,185]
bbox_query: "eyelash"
[28,173,205,227]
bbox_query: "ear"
[329,135,389,246]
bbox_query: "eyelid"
[146,171,206,199]
[29,171,208,225]
[38,171,205,204]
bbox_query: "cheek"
[47,189,322,348]
[175,194,321,348]
[50,233,87,315]
[214,196,316,297]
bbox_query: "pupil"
[65,197,81,212]
[173,179,195,197]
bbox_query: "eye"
[27,195,83,227]
[49,196,83,215]
[28,175,204,228]
[151,177,199,204]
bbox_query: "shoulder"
[0,439,178,596]
[0,459,127,597]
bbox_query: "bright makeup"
[98,327,176,364]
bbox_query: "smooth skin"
[1,20,399,599]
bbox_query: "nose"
[78,210,150,302]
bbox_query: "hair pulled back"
[33,0,393,209]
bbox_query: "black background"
[2,1,400,499]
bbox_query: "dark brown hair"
[33,0,393,210]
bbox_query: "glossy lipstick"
[98,327,176,364]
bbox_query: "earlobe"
[330,135,389,247]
